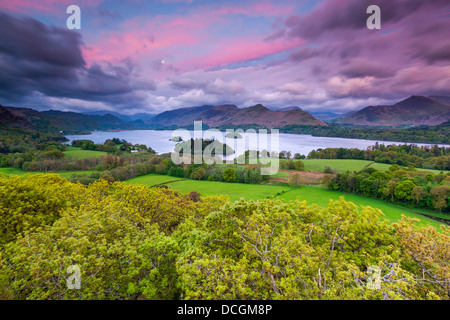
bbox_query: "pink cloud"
[183,36,305,70]
[82,0,297,74]
[82,20,204,65]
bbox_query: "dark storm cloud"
[289,47,318,62]
[0,11,155,109]
[0,11,84,101]
[280,0,450,100]
[340,59,396,79]
[170,78,204,91]
[0,12,85,68]
[286,0,450,40]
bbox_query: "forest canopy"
[0,174,449,300]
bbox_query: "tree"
[395,217,450,298]
[279,151,288,159]
[394,180,416,201]
[41,149,65,160]
[290,173,303,187]
[430,186,450,213]
[0,174,83,246]
[294,160,305,171]
[411,186,427,205]
[321,174,334,187]
[176,198,439,300]
[0,197,180,300]
[0,180,228,300]
[222,167,236,183]
[382,178,399,202]
[192,168,206,180]
[100,173,115,183]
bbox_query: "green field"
[302,159,373,172]
[0,168,94,179]
[0,168,29,176]
[299,159,448,174]
[277,187,443,229]
[64,147,107,159]
[127,174,187,186]
[127,173,445,229]
[169,180,288,201]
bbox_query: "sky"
[0,0,449,115]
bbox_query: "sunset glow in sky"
[1,0,449,115]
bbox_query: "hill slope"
[0,105,34,129]
[150,105,214,128]
[4,106,136,134]
[334,96,450,127]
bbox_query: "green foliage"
[222,167,236,183]
[0,127,67,154]
[176,198,449,300]
[192,168,206,180]
[0,175,448,300]
[329,166,450,214]
[0,180,227,299]
[0,190,179,300]
[394,180,416,201]
[280,160,305,171]
[411,186,427,205]
[0,174,83,246]
[174,138,234,157]
[430,186,450,213]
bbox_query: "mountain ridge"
[149,103,327,128]
[334,95,450,127]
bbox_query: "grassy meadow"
[302,159,372,172]
[63,146,107,159]
[126,173,445,229]
[292,159,448,174]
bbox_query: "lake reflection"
[65,130,448,158]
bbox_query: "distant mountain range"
[1,95,449,134]
[150,104,326,128]
[0,103,326,134]
[82,110,156,122]
[333,95,450,127]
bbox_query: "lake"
[65,129,448,158]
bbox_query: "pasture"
[126,173,445,229]
[63,147,107,160]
